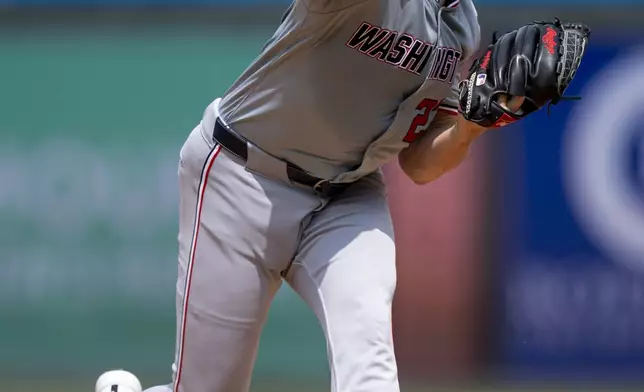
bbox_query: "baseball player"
[100,2,589,391]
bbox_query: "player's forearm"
[398,115,485,185]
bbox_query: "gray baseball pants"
[145,115,399,392]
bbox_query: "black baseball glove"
[458,18,590,128]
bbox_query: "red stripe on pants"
[174,144,222,392]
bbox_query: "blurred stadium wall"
[1,2,644,392]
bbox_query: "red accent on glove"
[491,112,518,128]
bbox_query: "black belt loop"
[212,118,348,198]
[213,119,248,161]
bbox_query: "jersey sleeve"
[429,54,476,132]
[428,66,467,133]
[439,4,481,117]
[437,76,461,117]
[438,43,479,117]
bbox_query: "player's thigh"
[291,172,397,303]
[173,126,282,392]
[287,172,398,391]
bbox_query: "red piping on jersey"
[438,105,459,115]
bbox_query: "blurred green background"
[0,16,332,390]
[2,3,644,392]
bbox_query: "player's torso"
[218,0,480,180]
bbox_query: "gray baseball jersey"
[219,0,481,182]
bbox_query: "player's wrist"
[456,115,487,142]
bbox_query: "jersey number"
[403,98,440,143]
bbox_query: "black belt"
[213,118,349,198]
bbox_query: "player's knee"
[350,287,393,325]
[325,292,396,375]
[353,232,397,301]
[330,275,396,345]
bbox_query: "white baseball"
[95,369,143,392]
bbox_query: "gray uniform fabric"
[144,1,480,392]
[220,0,480,181]
[169,121,396,392]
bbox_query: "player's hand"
[497,94,525,113]
[459,94,525,137]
